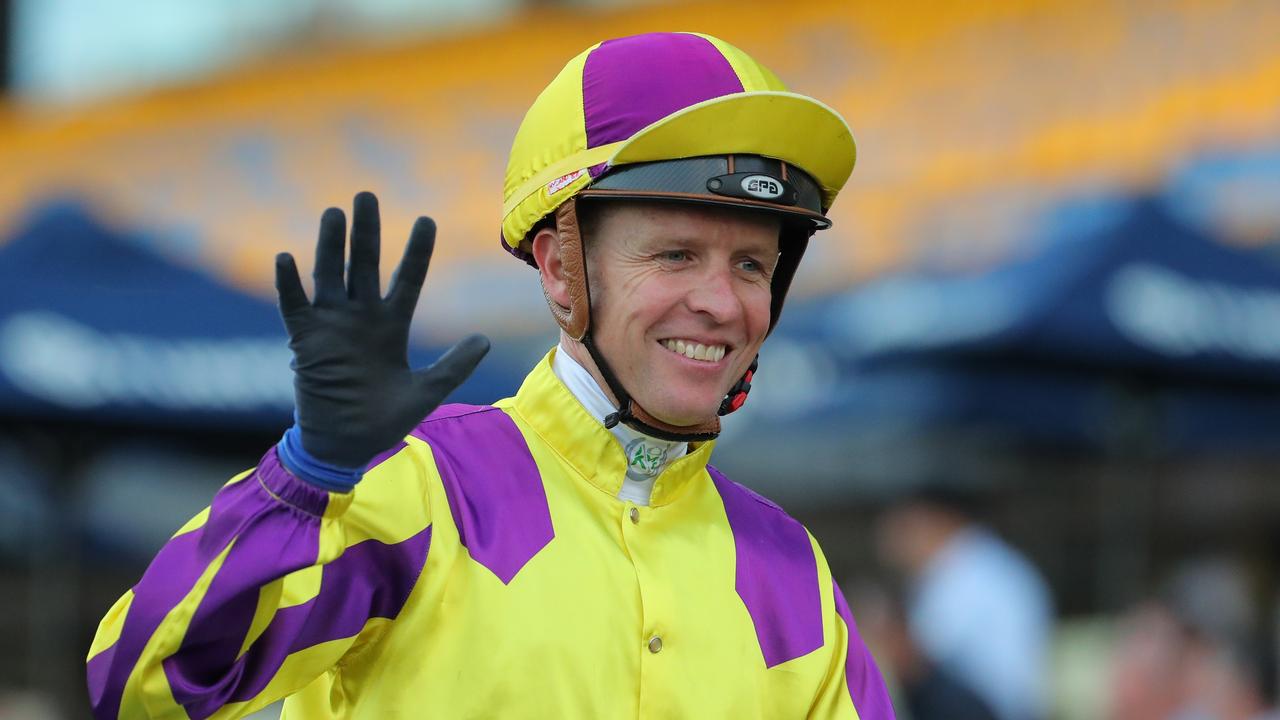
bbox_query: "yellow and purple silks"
[87,350,893,719]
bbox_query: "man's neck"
[555,337,619,407]
[551,343,687,507]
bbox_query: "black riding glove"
[274,192,489,470]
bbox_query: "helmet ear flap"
[766,224,812,334]
[541,199,592,341]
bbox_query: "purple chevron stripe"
[162,439,411,692]
[167,456,327,690]
[90,526,204,720]
[89,449,327,720]
[833,581,896,719]
[412,404,553,584]
[164,526,432,719]
[708,466,823,668]
[582,32,743,149]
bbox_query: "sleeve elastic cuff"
[276,424,365,493]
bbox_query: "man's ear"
[531,226,572,310]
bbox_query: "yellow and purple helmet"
[504,33,854,241]
[501,32,857,439]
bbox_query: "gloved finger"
[348,191,381,302]
[274,252,310,319]
[410,334,491,406]
[313,207,347,306]
[387,216,436,317]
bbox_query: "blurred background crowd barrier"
[1,0,1279,717]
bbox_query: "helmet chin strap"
[546,197,802,443]
[580,331,725,443]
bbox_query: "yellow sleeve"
[86,441,435,720]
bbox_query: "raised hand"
[274,192,489,469]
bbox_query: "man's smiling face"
[580,201,780,426]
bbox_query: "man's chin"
[637,399,721,430]
[627,370,727,429]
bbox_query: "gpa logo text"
[741,175,783,200]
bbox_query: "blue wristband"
[276,424,365,493]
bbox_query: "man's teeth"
[661,339,726,362]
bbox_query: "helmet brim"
[609,90,856,209]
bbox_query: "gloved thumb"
[409,334,491,411]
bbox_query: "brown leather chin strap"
[622,394,722,442]
[546,199,722,441]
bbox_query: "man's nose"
[683,266,741,323]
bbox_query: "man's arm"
[87,444,433,719]
[86,193,487,719]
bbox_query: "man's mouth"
[660,338,727,363]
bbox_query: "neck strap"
[579,332,722,442]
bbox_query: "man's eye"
[660,250,688,262]
[739,258,763,273]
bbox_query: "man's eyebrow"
[635,229,778,253]
[737,238,781,256]
[750,241,781,254]
[636,232,698,247]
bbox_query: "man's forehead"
[592,201,782,249]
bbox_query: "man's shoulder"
[405,402,554,584]
[405,401,543,466]
[711,461,798,517]
[706,464,821,554]
[362,404,506,476]
[418,402,503,426]
[405,402,511,443]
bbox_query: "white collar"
[551,343,687,506]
